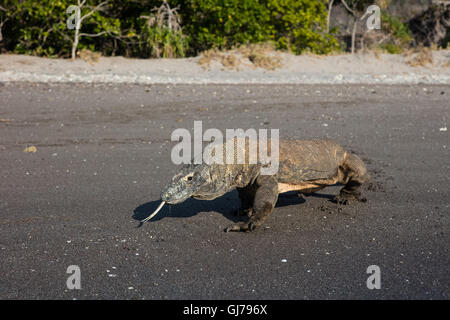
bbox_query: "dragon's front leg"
[226,175,279,232]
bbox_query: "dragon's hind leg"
[235,184,257,217]
[226,175,279,232]
[333,152,370,205]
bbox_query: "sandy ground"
[0,83,448,299]
[0,50,449,84]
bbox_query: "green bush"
[379,11,413,53]
[379,43,402,54]
[181,0,339,55]
[1,0,121,57]
[0,0,339,58]
[137,1,188,58]
[266,0,339,54]
[5,0,71,56]
[140,25,188,58]
[180,0,271,52]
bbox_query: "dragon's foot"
[225,221,256,233]
[232,207,253,217]
[332,191,367,205]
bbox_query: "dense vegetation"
[0,0,446,59]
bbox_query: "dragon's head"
[161,163,212,204]
[140,163,227,223]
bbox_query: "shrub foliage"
[0,0,339,58]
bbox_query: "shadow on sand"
[133,190,336,227]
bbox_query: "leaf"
[24,146,37,153]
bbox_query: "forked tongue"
[141,201,166,223]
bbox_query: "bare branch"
[79,31,107,37]
[143,0,182,32]
[56,28,74,44]
[80,0,109,23]
[70,0,110,60]
[340,0,355,16]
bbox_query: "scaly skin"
[160,139,370,232]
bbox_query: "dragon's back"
[276,139,346,183]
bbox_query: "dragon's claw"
[225,221,256,232]
[332,192,367,205]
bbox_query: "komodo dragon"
[142,139,370,232]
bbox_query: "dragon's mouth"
[162,192,191,204]
[192,194,220,201]
[140,191,193,222]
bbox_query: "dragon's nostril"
[161,192,169,201]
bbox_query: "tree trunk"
[71,11,81,60]
[71,29,79,60]
[351,18,358,54]
[327,0,335,33]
